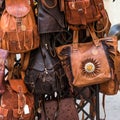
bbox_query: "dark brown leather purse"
[0,0,40,53]
[37,0,66,34]
[40,97,79,120]
[56,25,117,87]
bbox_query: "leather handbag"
[0,0,40,53]
[64,0,106,25]
[37,0,66,34]
[40,97,79,120]
[0,48,8,95]
[56,25,117,87]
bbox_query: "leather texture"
[9,79,28,94]
[40,98,79,120]
[0,0,5,15]
[0,49,8,95]
[0,0,40,53]
[0,85,34,120]
[100,74,119,95]
[56,27,117,87]
[64,0,105,25]
[24,34,70,96]
[37,0,66,33]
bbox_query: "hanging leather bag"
[24,41,69,96]
[64,0,107,25]
[0,61,35,120]
[0,83,34,120]
[0,0,40,53]
[40,97,79,120]
[37,0,66,34]
[56,25,117,87]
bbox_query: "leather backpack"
[0,83,34,120]
[0,0,40,53]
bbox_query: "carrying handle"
[93,9,110,33]
[72,24,100,49]
[72,30,79,50]
[41,0,57,8]
[88,24,100,47]
[20,52,30,79]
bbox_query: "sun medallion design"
[81,58,100,78]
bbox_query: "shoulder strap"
[20,52,30,79]
[7,53,16,80]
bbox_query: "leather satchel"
[0,84,34,120]
[56,25,117,87]
[64,0,107,25]
[0,48,8,95]
[0,0,40,53]
[40,97,79,120]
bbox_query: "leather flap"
[6,0,30,17]
[67,0,90,10]
[13,107,32,118]
[0,107,8,117]
[9,79,28,93]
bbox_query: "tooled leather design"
[81,58,100,78]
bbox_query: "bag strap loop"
[41,0,57,8]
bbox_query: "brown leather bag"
[99,50,119,95]
[40,98,79,120]
[100,74,119,95]
[56,25,117,87]
[0,83,34,120]
[64,0,107,25]
[0,0,40,53]
[115,50,120,84]
[0,48,8,95]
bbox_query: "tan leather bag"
[56,25,117,87]
[100,74,119,95]
[64,0,106,25]
[0,83,34,120]
[0,0,40,53]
